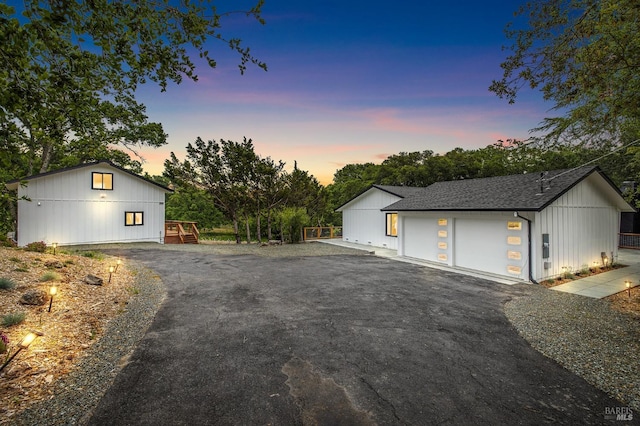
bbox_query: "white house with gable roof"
[338,166,635,282]
[5,161,172,247]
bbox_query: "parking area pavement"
[87,249,623,425]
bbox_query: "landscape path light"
[0,332,38,374]
[48,285,57,312]
[108,266,115,283]
[114,259,121,273]
[52,242,57,255]
[626,280,632,299]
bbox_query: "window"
[92,172,113,190]
[385,213,398,237]
[125,212,144,226]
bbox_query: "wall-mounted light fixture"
[108,266,115,283]
[48,285,57,312]
[0,332,38,373]
[52,242,57,255]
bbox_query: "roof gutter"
[515,211,537,284]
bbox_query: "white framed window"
[92,172,113,190]
[385,213,398,237]
[125,211,144,226]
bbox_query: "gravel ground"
[504,284,640,411]
[8,241,640,423]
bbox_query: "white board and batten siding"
[15,163,168,246]
[532,173,621,281]
[340,188,401,249]
[399,212,528,281]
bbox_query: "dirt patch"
[0,247,135,421]
[605,286,640,318]
[282,357,375,426]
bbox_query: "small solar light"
[48,285,57,312]
[0,332,38,373]
[626,281,632,298]
[52,242,57,255]
[114,259,121,273]
[108,266,115,283]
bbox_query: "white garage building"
[6,161,172,247]
[339,166,634,282]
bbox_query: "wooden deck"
[165,221,199,244]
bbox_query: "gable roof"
[382,166,634,212]
[5,161,173,193]
[335,184,425,211]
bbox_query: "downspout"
[515,212,538,284]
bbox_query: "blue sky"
[136,1,548,184]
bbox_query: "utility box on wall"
[542,233,550,259]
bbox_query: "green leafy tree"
[254,156,287,241]
[1,0,266,173]
[165,137,258,244]
[1,0,267,233]
[490,0,640,145]
[165,187,224,229]
[277,207,309,244]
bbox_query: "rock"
[20,289,47,305]
[83,274,103,286]
[45,260,64,269]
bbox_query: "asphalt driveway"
[87,249,623,425]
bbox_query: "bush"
[0,236,17,247]
[25,241,47,253]
[0,278,16,290]
[2,312,26,327]
[81,251,105,260]
[39,272,61,282]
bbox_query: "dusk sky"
[135,0,549,184]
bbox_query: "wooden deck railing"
[619,233,640,249]
[303,226,342,241]
[165,221,199,244]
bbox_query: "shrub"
[0,278,16,290]
[0,236,17,247]
[39,272,61,282]
[14,267,29,273]
[25,241,47,253]
[2,312,26,327]
[81,251,105,260]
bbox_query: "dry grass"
[0,247,135,420]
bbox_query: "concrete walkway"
[319,240,640,298]
[551,249,640,298]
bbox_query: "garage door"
[403,216,439,262]
[454,218,518,277]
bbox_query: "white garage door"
[454,218,515,277]
[403,216,439,262]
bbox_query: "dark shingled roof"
[334,184,426,211]
[372,185,426,198]
[5,160,173,193]
[382,166,623,212]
